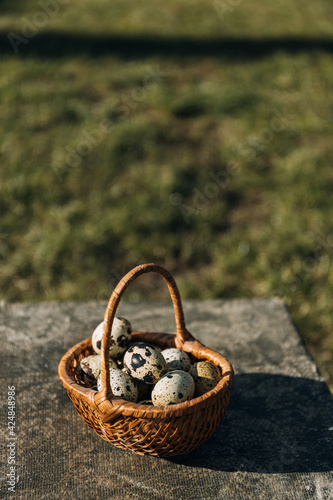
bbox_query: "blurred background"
[0,1,332,390]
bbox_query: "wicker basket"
[58,263,234,457]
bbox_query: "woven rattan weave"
[58,263,234,457]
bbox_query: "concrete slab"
[1,299,332,499]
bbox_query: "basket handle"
[99,263,193,400]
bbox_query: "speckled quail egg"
[161,348,191,372]
[123,342,167,384]
[97,368,138,402]
[189,361,222,397]
[92,317,132,358]
[116,357,124,369]
[75,355,117,387]
[151,370,195,406]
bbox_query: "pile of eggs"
[75,317,222,406]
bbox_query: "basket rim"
[58,330,234,419]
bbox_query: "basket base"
[68,388,231,457]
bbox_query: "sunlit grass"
[0,0,332,390]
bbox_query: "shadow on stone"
[167,373,333,473]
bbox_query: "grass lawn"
[0,0,332,389]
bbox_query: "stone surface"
[1,298,332,499]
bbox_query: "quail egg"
[92,317,132,358]
[161,348,191,372]
[189,361,222,397]
[123,342,167,384]
[75,355,117,387]
[151,370,195,406]
[97,368,138,402]
[116,356,124,369]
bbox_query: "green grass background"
[1,0,332,390]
